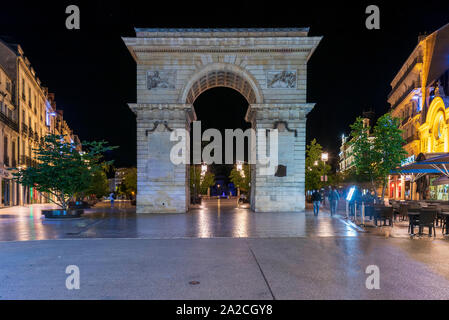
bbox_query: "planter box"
[42,209,84,219]
[68,201,91,209]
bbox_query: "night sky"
[1,1,448,169]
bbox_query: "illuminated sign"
[346,186,355,201]
[401,155,415,167]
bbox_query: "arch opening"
[186,70,257,105]
[189,87,252,206]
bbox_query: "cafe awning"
[391,153,449,177]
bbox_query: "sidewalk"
[320,200,449,239]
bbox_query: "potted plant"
[13,134,116,219]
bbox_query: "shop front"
[429,176,449,200]
[0,167,17,207]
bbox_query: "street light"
[201,162,207,178]
[321,152,329,183]
[236,160,245,177]
[321,152,328,162]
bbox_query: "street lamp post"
[321,152,328,183]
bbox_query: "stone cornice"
[135,28,310,38]
[128,103,197,122]
[249,103,315,112]
[129,103,192,112]
[122,37,322,52]
[132,48,312,54]
[245,103,315,122]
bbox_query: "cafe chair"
[408,207,420,235]
[418,208,437,237]
[398,204,408,221]
[380,206,394,226]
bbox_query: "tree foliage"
[118,167,137,197]
[85,169,109,199]
[305,139,331,191]
[349,114,407,199]
[13,134,116,210]
[190,165,215,195]
[229,163,251,193]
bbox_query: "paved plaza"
[1,199,449,299]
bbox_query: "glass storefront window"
[429,178,449,200]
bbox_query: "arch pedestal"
[246,103,313,212]
[129,103,196,213]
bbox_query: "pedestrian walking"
[328,186,340,216]
[311,190,322,216]
[109,192,115,208]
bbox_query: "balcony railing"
[22,123,28,136]
[390,80,420,110]
[20,155,38,168]
[388,56,423,99]
[0,110,18,132]
[404,134,419,145]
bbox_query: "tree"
[13,134,116,210]
[373,114,407,199]
[85,169,109,199]
[119,167,137,197]
[349,117,378,193]
[349,114,406,199]
[190,165,215,196]
[229,163,251,193]
[305,139,331,191]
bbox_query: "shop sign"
[401,155,415,167]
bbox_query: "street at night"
[1,0,449,310]
[1,201,449,299]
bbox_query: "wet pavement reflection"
[0,199,360,241]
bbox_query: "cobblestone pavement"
[2,200,449,299]
[0,199,361,241]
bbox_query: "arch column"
[245,103,314,212]
[129,103,196,213]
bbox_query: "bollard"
[361,201,365,226]
[345,201,349,219]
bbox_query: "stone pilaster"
[245,103,314,212]
[129,103,196,213]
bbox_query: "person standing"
[109,192,115,208]
[311,190,322,216]
[329,187,340,216]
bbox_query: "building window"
[22,79,26,100]
[3,136,8,166]
[11,141,16,167]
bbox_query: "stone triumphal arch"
[123,28,321,213]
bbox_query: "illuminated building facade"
[0,39,79,206]
[388,23,449,200]
[338,114,375,173]
[0,64,20,206]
